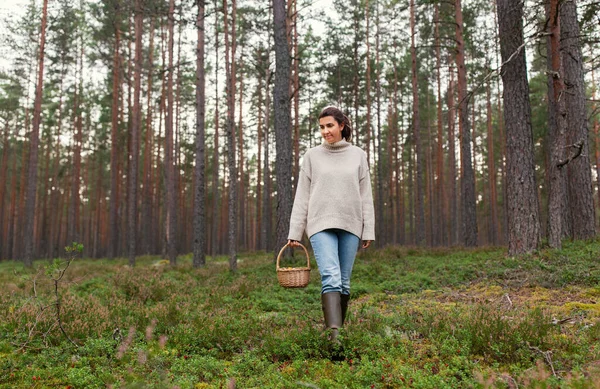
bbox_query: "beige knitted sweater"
[288,139,376,241]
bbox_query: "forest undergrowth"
[2,240,600,388]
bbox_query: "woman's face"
[319,116,344,144]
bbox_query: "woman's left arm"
[359,153,376,242]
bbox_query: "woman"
[288,106,375,342]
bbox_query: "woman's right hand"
[287,239,301,247]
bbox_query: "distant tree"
[193,0,206,268]
[545,0,567,249]
[455,0,478,247]
[410,0,425,246]
[23,0,49,266]
[127,0,143,266]
[165,0,178,265]
[223,0,238,270]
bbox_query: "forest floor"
[2,240,600,388]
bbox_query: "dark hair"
[318,106,353,142]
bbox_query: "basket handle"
[276,242,311,271]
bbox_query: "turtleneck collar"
[321,139,351,151]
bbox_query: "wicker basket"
[276,242,311,288]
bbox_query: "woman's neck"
[321,139,350,150]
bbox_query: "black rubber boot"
[321,292,343,342]
[341,293,350,326]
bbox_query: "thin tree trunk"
[493,0,507,244]
[165,0,178,264]
[23,0,49,266]
[364,0,372,163]
[593,68,600,223]
[256,53,263,251]
[292,0,300,191]
[127,0,143,265]
[211,0,220,257]
[455,0,478,247]
[193,0,206,267]
[142,17,155,256]
[447,62,458,245]
[410,0,425,246]
[109,6,121,259]
[486,77,498,245]
[223,0,238,270]
[497,0,541,255]
[375,0,383,246]
[262,67,272,252]
[546,0,567,249]
[0,120,10,256]
[237,56,245,250]
[434,4,445,246]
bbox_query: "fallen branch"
[528,343,557,377]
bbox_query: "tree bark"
[273,0,292,257]
[127,0,143,265]
[23,0,49,266]
[455,0,478,247]
[142,17,155,256]
[434,4,445,246]
[561,0,596,240]
[109,4,121,259]
[486,77,498,245]
[546,0,567,249]
[193,0,206,267]
[0,120,10,256]
[497,0,541,255]
[211,0,220,256]
[224,0,238,270]
[410,0,425,246]
[447,63,458,245]
[165,0,178,265]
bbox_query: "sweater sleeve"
[360,154,376,241]
[288,158,311,241]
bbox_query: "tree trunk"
[69,42,84,247]
[256,52,264,251]
[447,64,458,245]
[365,0,372,163]
[375,1,383,246]
[410,0,425,246]
[223,0,238,270]
[0,120,10,256]
[23,0,49,266]
[262,66,272,252]
[434,4,445,246]
[237,57,246,250]
[142,17,155,256]
[497,0,541,255]
[211,0,220,256]
[165,0,178,264]
[127,0,143,265]
[546,0,567,249]
[109,6,121,259]
[455,0,478,247]
[273,0,292,257]
[193,0,206,267]
[486,78,499,245]
[593,68,600,223]
[561,0,596,240]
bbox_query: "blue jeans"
[309,229,360,295]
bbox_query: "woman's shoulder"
[349,144,368,157]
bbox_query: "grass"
[2,240,600,388]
